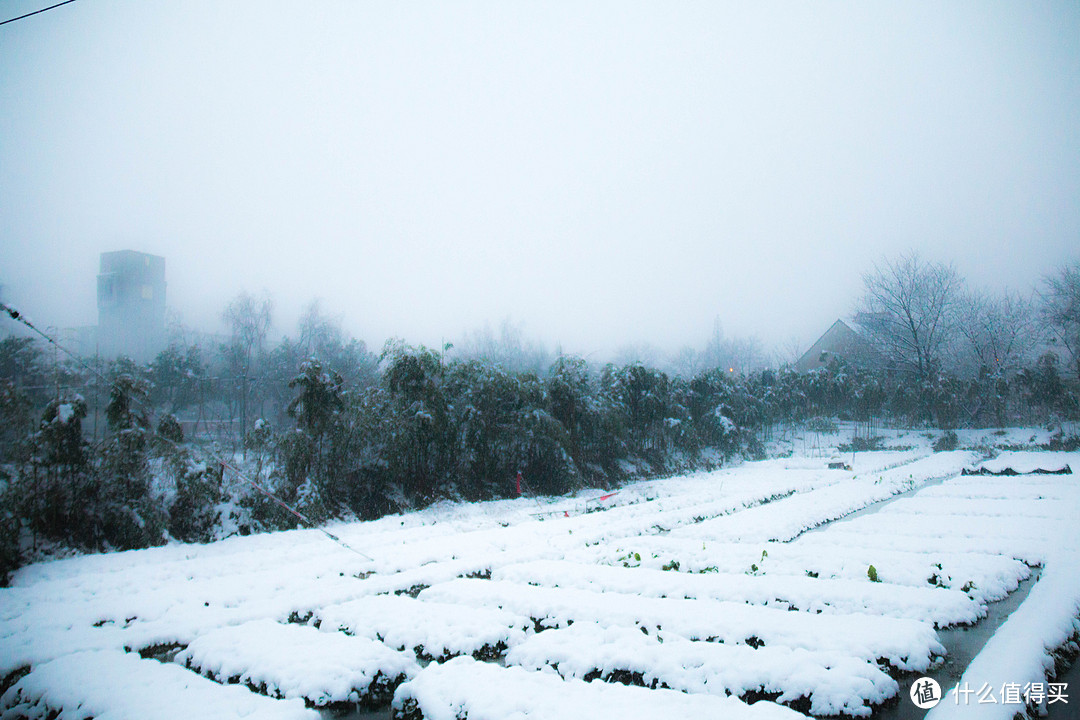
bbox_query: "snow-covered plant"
[932,430,959,452]
[168,460,222,543]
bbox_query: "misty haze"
[1,2,1079,720]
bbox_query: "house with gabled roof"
[795,314,887,373]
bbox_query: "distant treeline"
[0,256,1078,581]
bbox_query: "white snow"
[419,578,945,671]
[56,403,74,424]
[316,594,531,659]
[578,539,1030,603]
[0,649,318,720]
[969,451,1075,475]
[0,437,1077,720]
[672,451,977,543]
[926,518,1080,719]
[505,622,897,717]
[392,655,809,719]
[494,558,982,625]
[176,619,419,706]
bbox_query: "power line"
[0,0,78,27]
[0,300,374,562]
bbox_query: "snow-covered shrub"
[155,412,184,447]
[244,418,274,481]
[838,436,884,453]
[18,395,94,544]
[0,479,21,586]
[806,416,838,434]
[168,461,222,543]
[238,479,302,533]
[278,429,314,497]
[95,370,167,551]
[932,430,959,452]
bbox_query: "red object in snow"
[516,471,522,496]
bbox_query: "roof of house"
[794,316,884,372]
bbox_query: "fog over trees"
[1,253,1078,581]
[1040,263,1080,381]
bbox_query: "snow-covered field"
[1,427,1078,719]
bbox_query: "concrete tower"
[97,250,166,363]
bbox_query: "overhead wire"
[0,301,374,561]
[0,0,78,27]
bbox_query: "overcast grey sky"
[1,0,1077,359]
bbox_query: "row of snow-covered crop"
[1,448,1078,720]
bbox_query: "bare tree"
[702,317,769,373]
[957,289,1038,378]
[298,299,344,359]
[1039,261,1080,381]
[956,289,1039,425]
[221,291,273,440]
[223,291,273,366]
[455,317,549,374]
[613,341,663,370]
[667,346,704,378]
[776,335,806,369]
[860,252,964,382]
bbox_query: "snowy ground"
[1,426,1078,719]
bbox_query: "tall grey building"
[97,250,166,363]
